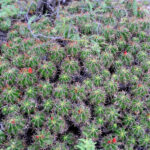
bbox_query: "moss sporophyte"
[107,138,117,144]
[112,138,117,143]
[36,135,44,139]
[78,109,82,114]
[28,67,32,74]
[10,120,15,124]
[138,84,142,87]
[124,51,127,56]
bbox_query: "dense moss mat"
[0,0,150,149]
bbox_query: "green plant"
[6,139,23,150]
[131,83,148,97]
[101,136,118,150]
[0,3,19,18]
[105,106,119,122]
[0,18,11,31]
[102,27,115,42]
[2,67,18,85]
[61,133,75,146]
[71,104,91,125]
[138,31,147,40]
[20,99,36,114]
[67,1,80,14]
[25,86,37,99]
[128,23,140,34]
[48,114,66,134]
[80,47,92,60]
[83,79,93,90]
[95,116,105,126]
[43,98,54,112]
[24,55,39,68]
[0,0,150,149]
[51,142,68,150]
[0,58,10,76]
[7,104,19,114]
[92,75,103,87]
[56,99,71,116]
[131,66,142,77]
[54,84,68,99]
[131,99,144,113]
[17,68,37,88]
[37,82,52,98]
[132,0,137,16]
[116,128,127,140]
[54,16,79,39]
[2,105,9,115]
[59,73,71,83]
[21,38,34,51]
[0,130,6,144]
[94,105,105,116]
[126,136,136,149]
[111,74,118,82]
[141,59,150,72]
[12,54,24,68]
[130,74,139,84]
[101,69,111,80]
[143,73,150,86]
[75,138,96,150]
[31,112,45,127]
[89,88,106,105]
[85,56,101,74]
[5,115,25,135]
[101,52,114,68]
[114,59,123,70]
[100,0,112,13]
[1,86,20,104]
[120,51,134,66]
[80,22,99,35]
[91,42,101,57]
[82,123,100,139]
[117,67,131,83]
[123,114,135,127]
[61,58,80,74]
[1,44,19,59]
[104,80,118,95]
[132,124,144,136]
[116,39,126,50]
[8,30,19,40]
[114,92,130,110]
[76,13,91,27]
[139,134,150,147]
[69,84,86,102]
[107,44,119,55]
[38,61,56,79]
[33,129,53,148]
[66,41,81,57]
[49,43,65,63]
[136,51,147,62]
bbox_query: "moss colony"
[0,0,150,150]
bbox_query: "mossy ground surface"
[0,0,150,150]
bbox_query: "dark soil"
[24,124,36,146]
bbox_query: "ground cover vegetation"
[0,0,150,149]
